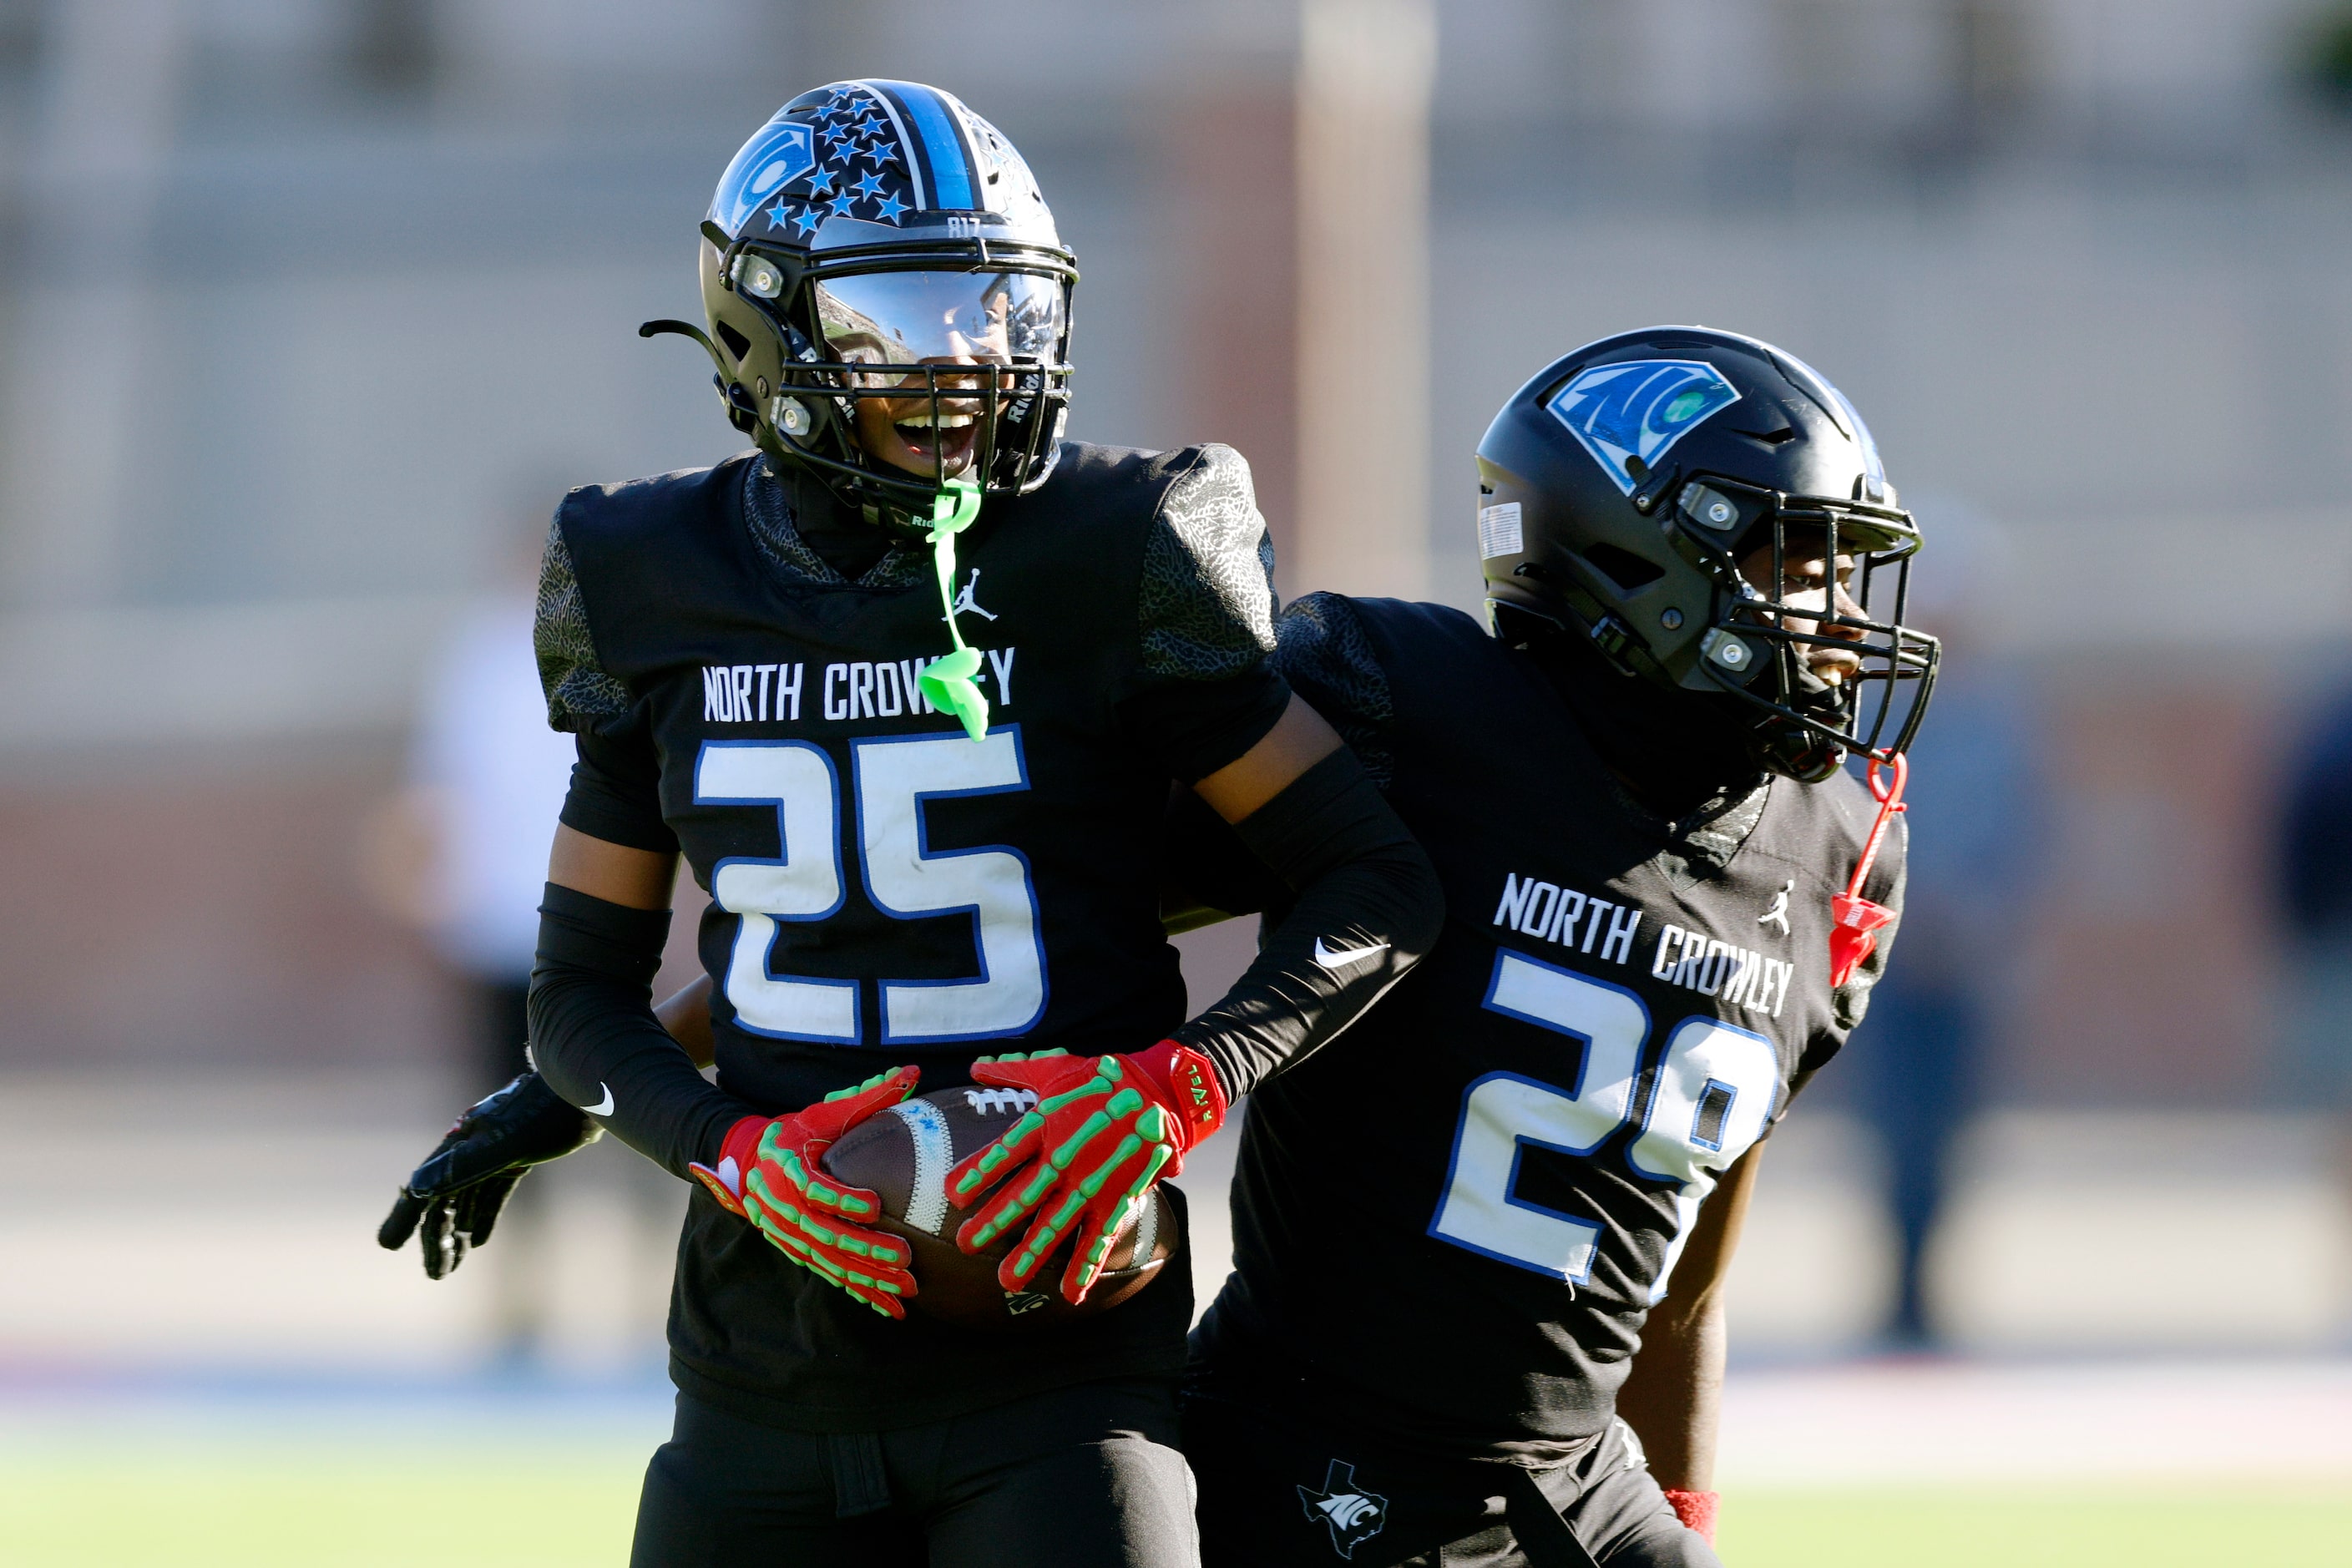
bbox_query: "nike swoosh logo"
[584,1084,615,1116]
[1313,938,1390,971]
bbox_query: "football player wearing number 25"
[1170,330,1938,1567]
[379,81,1439,1568]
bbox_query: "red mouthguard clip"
[1828,751,1908,988]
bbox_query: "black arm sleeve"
[1166,749,1443,1098]
[1158,785,1286,925]
[526,883,750,1179]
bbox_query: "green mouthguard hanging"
[917,478,990,742]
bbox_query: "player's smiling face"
[850,362,1000,479]
[1736,528,1869,686]
[813,268,1066,485]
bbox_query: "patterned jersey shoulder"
[533,457,749,734]
[1273,594,1500,785]
[1134,443,1279,683]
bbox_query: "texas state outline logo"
[1298,1458,1388,1559]
[1545,358,1741,494]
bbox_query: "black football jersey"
[1189,594,1905,1460]
[537,442,1289,1431]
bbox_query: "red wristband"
[1126,1041,1228,1147]
[707,1115,766,1196]
[1662,1489,1717,1545]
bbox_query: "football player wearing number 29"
[377,82,1439,1568]
[1168,331,1938,1567]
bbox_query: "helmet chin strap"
[916,478,990,741]
[1732,645,1863,782]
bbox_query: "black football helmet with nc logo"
[1475,326,1939,781]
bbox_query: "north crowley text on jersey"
[701,650,1017,725]
[1493,871,1793,1019]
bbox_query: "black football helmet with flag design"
[645,80,1077,521]
[1475,326,1939,781]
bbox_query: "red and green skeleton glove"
[945,1042,1227,1304]
[686,1065,923,1319]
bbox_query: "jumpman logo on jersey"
[950,569,999,622]
[1758,879,1794,936]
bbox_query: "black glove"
[377,1071,601,1278]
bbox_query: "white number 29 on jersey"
[1428,948,1778,1299]
[693,730,1048,1048]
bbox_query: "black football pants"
[1183,1386,1719,1568]
[630,1376,1197,1567]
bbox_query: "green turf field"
[3,1453,2345,1565]
[0,1451,646,1568]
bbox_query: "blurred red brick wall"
[0,742,456,1069]
[1995,656,2290,1105]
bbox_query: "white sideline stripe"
[890,1099,953,1237]
[1717,1358,2352,1485]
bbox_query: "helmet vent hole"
[1738,426,1798,446]
[1581,544,1664,592]
[715,321,752,363]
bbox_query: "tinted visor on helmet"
[793,268,1070,488]
[812,270,1067,380]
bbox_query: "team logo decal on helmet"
[710,114,817,236]
[1545,359,1741,495]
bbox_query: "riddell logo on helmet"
[1545,359,1741,495]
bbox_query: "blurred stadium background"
[4,1,2352,1562]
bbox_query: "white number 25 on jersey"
[694,730,1048,1049]
[1428,948,1778,1299]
